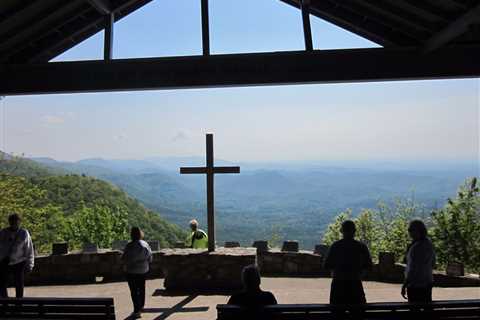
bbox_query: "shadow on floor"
[153,288,234,297]
[124,294,209,320]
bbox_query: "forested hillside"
[322,177,480,273]
[0,153,186,253]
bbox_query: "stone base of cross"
[180,133,240,252]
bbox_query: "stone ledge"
[258,249,327,276]
[22,248,480,288]
[161,248,256,291]
[159,247,257,256]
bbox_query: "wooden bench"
[217,299,480,320]
[0,297,115,319]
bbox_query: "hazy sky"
[1,0,479,163]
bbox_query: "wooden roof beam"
[280,0,413,47]
[2,46,479,95]
[10,0,152,63]
[332,0,429,42]
[423,3,480,52]
[400,0,452,23]
[86,0,112,15]
[351,0,437,34]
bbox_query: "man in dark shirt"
[228,264,277,308]
[324,220,373,305]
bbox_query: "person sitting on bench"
[324,220,373,305]
[228,264,277,309]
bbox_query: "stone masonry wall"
[25,250,164,285]
[258,250,329,276]
[161,248,256,291]
[23,248,480,288]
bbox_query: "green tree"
[355,209,382,261]
[0,173,67,253]
[66,204,129,249]
[268,224,283,248]
[322,210,351,246]
[322,197,429,263]
[431,177,480,273]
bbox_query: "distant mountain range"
[27,154,478,249]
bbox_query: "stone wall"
[161,248,256,291]
[23,247,480,288]
[258,250,329,276]
[26,250,164,285]
[258,249,480,287]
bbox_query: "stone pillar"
[82,243,98,253]
[281,240,299,252]
[377,252,396,281]
[446,262,464,276]
[314,244,329,257]
[52,243,68,255]
[379,252,395,268]
[225,241,240,248]
[252,240,269,252]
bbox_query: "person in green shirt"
[185,219,208,249]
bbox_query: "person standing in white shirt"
[0,213,35,298]
[402,219,436,303]
[122,227,152,319]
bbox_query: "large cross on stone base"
[180,133,240,252]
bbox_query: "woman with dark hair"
[401,219,436,303]
[122,227,152,319]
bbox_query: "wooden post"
[206,134,215,251]
[201,0,210,56]
[301,0,313,51]
[104,13,114,60]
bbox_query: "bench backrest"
[0,297,115,319]
[217,299,480,320]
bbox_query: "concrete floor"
[8,278,480,320]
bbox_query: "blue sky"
[1,0,479,164]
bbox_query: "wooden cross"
[180,133,240,252]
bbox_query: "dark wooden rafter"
[331,0,430,42]
[0,0,37,31]
[2,0,152,63]
[0,1,86,54]
[1,46,479,96]
[423,2,480,52]
[399,0,454,23]
[440,0,471,11]
[279,0,416,47]
[87,0,112,14]
[9,8,101,62]
[350,0,438,34]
